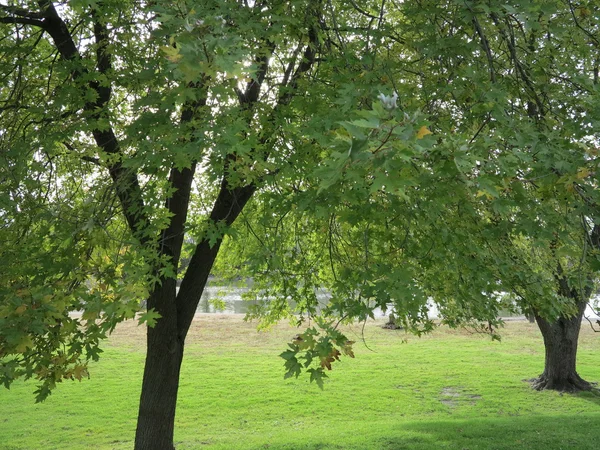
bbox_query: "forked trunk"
[133,183,256,449]
[532,300,592,392]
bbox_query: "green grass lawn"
[1,316,599,449]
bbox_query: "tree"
[0,0,349,448]
[215,0,600,392]
[1,2,599,450]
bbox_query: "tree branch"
[0,16,46,27]
[39,0,149,245]
[0,4,45,19]
[158,79,209,276]
[347,0,379,20]
[236,39,276,106]
[566,0,600,48]
[62,141,101,166]
[176,2,324,339]
[470,13,496,83]
[490,12,545,117]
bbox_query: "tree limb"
[470,13,496,83]
[0,4,45,19]
[347,0,379,20]
[176,2,324,338]
[39,0,149,245]
[0,16,46,27]
[566,0,600,48]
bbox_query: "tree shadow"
[263,414,600,450]
[572,385,600,406]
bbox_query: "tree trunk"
[135,281,184,450]
[532,300,592,392]
[133,183,256,449]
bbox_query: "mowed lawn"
[1,316,599,450]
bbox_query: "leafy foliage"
[214,0,600,382]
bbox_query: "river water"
[195,283,600,321]
[197,282,431,317]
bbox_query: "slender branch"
[281,41,303,88]
[347,0,379,20]
[566,0,600,48]
[470,13,496,82]
[0,16,45,27]
[469,114,491,144]
[62,142,101,165]
[490,12,544,116]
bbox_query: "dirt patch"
[440,387,481,408]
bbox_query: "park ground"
[1,315,600,449]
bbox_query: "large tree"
[215,0,600,392]
[0,0,357,448]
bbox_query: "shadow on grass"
[522,378,600,407]
[574,386,600,407]
[261,414,600,450]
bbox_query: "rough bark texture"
[134,280,183,450]
[133,183,255,449]
[532,300,593,392]
[9,4,321,448]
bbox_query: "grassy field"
[1,316,599,449]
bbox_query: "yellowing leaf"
[160,45,182,63]
[15,335,33,353]
[15,304,27,315]
[72,365,89,381]
[416,126,432,139]
[576,168,590,179]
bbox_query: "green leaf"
[137,309,162,328]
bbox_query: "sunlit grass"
[1,316,599,449]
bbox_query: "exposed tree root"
[529,373,594,393]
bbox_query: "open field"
[1,316,600,449]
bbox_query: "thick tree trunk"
[135,280,184,450]
[134,323,183,449]
[532,300,592,392]
[133,183,256,449]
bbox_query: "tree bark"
[532,300,592,392]
[133,182,256,449]
[134,278,183,450]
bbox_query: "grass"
[1,316,600,449]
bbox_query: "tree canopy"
[213,0,600,386]
[1,0,599,448]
